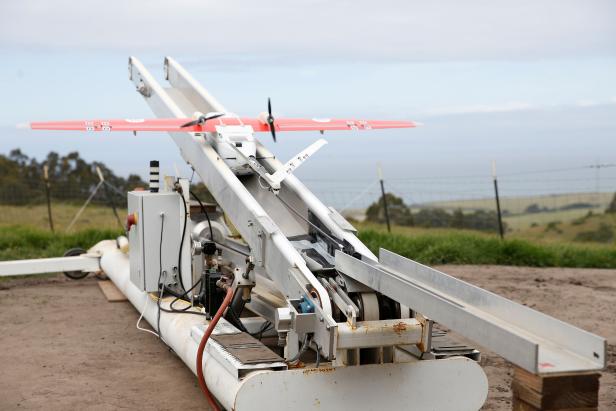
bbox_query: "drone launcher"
[0,57,605,411]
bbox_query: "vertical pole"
[594,159,601,207]
[377,164,391,233]
[492,161,504,239]
[43,164,54,233]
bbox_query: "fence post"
[43,164,55,233]
[377,164,391,233]
[492,161,504,239]
[96,166,123,229]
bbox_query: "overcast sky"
[1,1,615,205]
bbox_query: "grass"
[0,203,125,232]
[358,227,616,268]
[0,225,123,261]
[1,202,615,269]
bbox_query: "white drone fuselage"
[206,125,257,176]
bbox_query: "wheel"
[62,248,90,280]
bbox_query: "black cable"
[190,190,214,241]
[276,195,344,248]
[288,334,311,364]
[177,193,188,292]
[250,321,273,340]
[166,190,214,313]
[169,277,204,312]
[226,305,248,332]
[159,304,208,317]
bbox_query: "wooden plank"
[514,367,600,393]
[512,366,600,411]
[98,280,127,302]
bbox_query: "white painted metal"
[97,240,489,410]
[336,319,422,349]
[233,359,488,411]
[0,255,99,277]
[268,138,328,188]
[127,190,190,292]
[335,249,606,374]
[129,56,337,358]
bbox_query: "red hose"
[196,286,234,411]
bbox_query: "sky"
[0,0,615,207]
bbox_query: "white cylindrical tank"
[95,240,489,411]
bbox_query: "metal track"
[335,248,606,374]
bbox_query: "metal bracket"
[247,215,277,267]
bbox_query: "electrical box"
[128,190,190,292]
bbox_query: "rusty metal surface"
[211,332,284,364]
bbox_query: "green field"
[356,224,616,268]
[0,203,124,262]
[0,225,122,261]
[0,203,125,232]
[1,202,614,268]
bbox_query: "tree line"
[0,149,212,206]
[365,193,507,232]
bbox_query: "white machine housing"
[128,190,191,292]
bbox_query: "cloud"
[421,99,616,117]
[423,102,536,116]
[0,0,614,63]
[575,99,600,107]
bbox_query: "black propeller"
[180,112,225,128]
[266,97,276,142]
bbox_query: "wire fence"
[1,164,615,233]
[304,168,616,214]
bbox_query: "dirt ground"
[0,266,614,410]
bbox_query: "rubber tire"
[62,248,90,280]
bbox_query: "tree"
[365,193,414,226]
[0,150,148,206]
[451,208,465,228]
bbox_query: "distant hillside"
[422,192,613,230]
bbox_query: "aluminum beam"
[335,249,606,374]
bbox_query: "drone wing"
[30,117,417,133]
[30,118,197,132]
[241,118,417,133]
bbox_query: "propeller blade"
[180,112,225,129]
[180,117,203,128]
[267,97,276,142]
